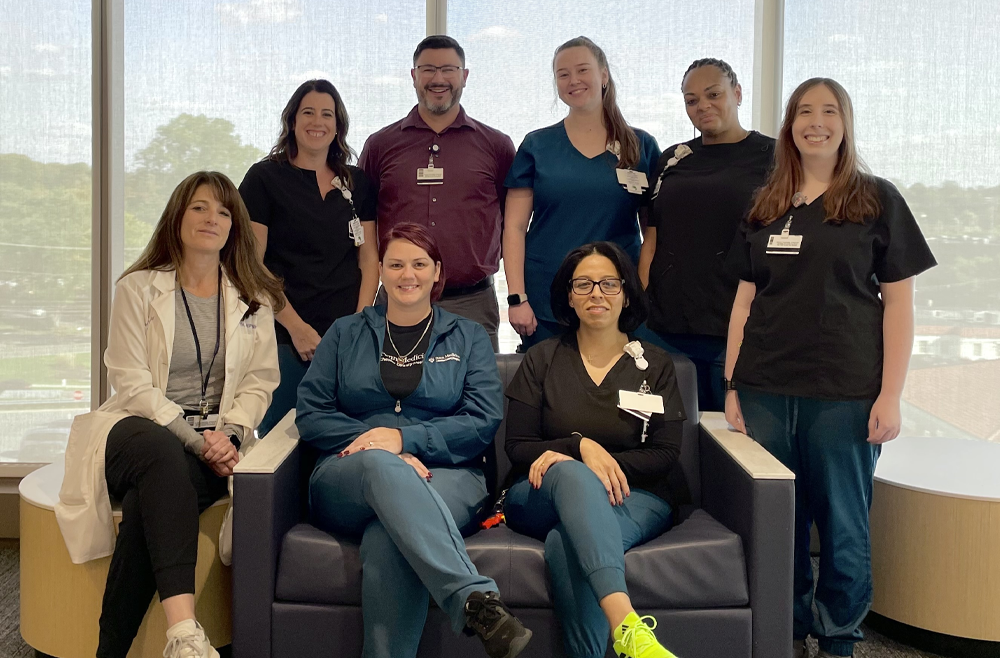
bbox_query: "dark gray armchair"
[232,352,794,658]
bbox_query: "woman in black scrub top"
[637,58,773,413]
[724,78,936,658]
[240,79,377,436]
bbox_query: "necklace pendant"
[395,400,401,413]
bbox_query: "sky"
[1,0,999,187]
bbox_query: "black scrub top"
[239,160,376,346]
[645,131,774,337]
[505,334,690,507]
[729,177,936,400]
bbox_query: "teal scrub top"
[505,121,660,323]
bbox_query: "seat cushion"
[275,509,747,609]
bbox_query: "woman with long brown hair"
[240,78,378,437]
[724,79,936,658]
[503,36,660,351]
[56,171,282,658]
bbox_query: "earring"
[602,84,607,90]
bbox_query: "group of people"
[53,31,935,658]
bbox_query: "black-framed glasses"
[414,64,464,76]
[570,278,623,295]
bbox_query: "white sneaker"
[163,619,220,658]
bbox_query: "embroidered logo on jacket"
[428,353,461,363]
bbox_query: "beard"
[418,83,463,115]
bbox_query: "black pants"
[97,416,228,658]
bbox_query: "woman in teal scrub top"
[502,36,660,351]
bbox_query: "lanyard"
[178,268,222,416]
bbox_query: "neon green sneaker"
[613,612,679,658]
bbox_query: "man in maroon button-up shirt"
[359,35,516,351]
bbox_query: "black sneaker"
[463,591,532,658]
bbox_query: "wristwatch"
[507,293,527,306]
[721,378,737,391]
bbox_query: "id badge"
[618,389,664,420]
[349,217,364,246]
[416,167,444,185]
[185,413,219,430]
[616,169,649,195]
[766,233,803,255]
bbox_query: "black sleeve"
[641,150,671,220]
[873,178,937,283]
[238,162,273,227]
[504,345,583,466]
[725,219,754,281]
[350,166,378,223]
[504,399,583,467]
[609,353,685,486]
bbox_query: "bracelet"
[721,378,737,391]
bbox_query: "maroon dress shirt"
[359,105,516,287]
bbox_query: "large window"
[122,0,427,264]
[0,1,93,465]
[450,0,757,352]
[784,0,1000,442]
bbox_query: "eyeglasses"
[414,64,464,77]
[570,278,623,295]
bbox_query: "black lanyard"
[178,269,222,416]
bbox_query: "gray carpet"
[0,540,942,658]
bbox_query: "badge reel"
[417,144,444,186]
[616,169,649,195]
[332,176,365,246]
[766,216,803,255]
[618,381,664,443]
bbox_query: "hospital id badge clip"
[416,154,444,185]
[766,216,803,255]
[616,169,649,195]
[348,216,364,246]
[618,381,664,443]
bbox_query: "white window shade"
[0,0,93,465]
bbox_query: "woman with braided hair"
[637,58,774,412]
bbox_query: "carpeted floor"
[0,540,943,658]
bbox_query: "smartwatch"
[507,293,527,306]
[721,378,737,391]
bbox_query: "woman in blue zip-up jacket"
[295,223,532,658]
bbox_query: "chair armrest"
[699,412,795,658]
[232,410,302,658]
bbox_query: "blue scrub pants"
[739,389,880,657]
[309,449,497,658]
[634,326,727,412]
[504,461,673,658]
[258,343,308,438]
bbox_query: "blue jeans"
[634,326,726,412]
[739,389,880,657]
[309,449,496,658]
[504,461,673,658]
[258,343,309,438]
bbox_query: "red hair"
[379,223,447,302]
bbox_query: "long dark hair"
[267,79,356,188]
[378,222,447,302]
[550,241,648,332]
[748,78,880,226]
[121,171,284,313]
[553,37,640,170]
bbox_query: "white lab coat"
[55,268,278,564]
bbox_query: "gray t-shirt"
[164,287,232,454]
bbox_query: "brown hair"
[267,79,355,188]
[121,171,285,313]
[553,37,639,170]
[748,78,880,226]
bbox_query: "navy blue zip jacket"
[295,305,503,466]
